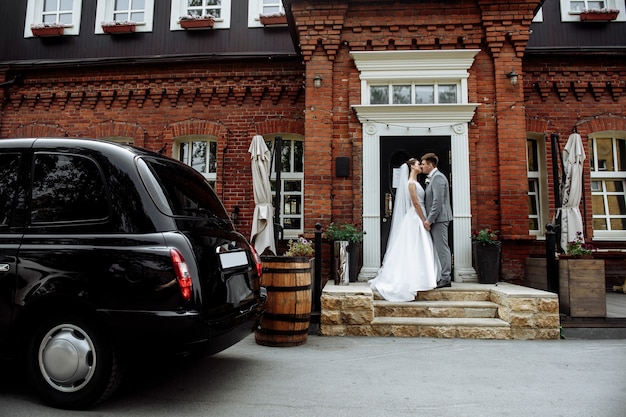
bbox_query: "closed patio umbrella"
[560,132,586,251]
[249,134,276,255]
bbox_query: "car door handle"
[0,264,10,272]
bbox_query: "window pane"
[284,195,301,215]
[607,195,626,215]
[370,86,389,104]
[281,141,291,172]
[130,12,145,21]
[284,180,302,192]
[610,218,626,230]
[294,140,303,172]
[529,218,538,230]
[528,195,538,215]
[60,0,73,9]
[414,85,434,104]
[116,0,130,9]
[31,154,109,223]
[438,85,457,104]
[527,139,538,171]
[592,194,605,215]
[606,181,625,192]
[618,139,626,171]
[392,85,411,104]
[587,1,606,10]
[179,142,189,164]
[283,218,301,230]
[0,154,21,227]
[570,1,585,11]
[209,142,217,173]
[595,138,613,171]
[192,141,207,173]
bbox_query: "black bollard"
[546,223,559,293]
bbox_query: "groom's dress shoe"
[436,282,452,288]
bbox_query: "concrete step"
[374,300,499,319]
[370,316,511,339]
[372,285,494,302]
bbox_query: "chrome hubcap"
[39,324,96,393]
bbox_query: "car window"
[30,153,110,224]
[0,153,22,229]
[138,157,230,220]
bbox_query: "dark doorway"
[379,136,452,260]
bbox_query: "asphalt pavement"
[1,334,625,416]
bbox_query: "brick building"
[1,0,625,286]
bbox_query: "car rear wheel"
[25,315,122,409]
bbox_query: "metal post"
[310,223,323,324]
[273,136,283,251]
[546,223,559,293]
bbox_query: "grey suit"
[424,169,453,284]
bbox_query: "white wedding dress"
[369,165,440,301]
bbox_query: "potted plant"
[101,20,137,34]
[471,228,501,284]
[256,236,313,347]
[178,14,215,29]
[30,22,65,37]
[558,232,605,317]
[325,223,364,283]
[259,12,287,26]
[579,8,620,21]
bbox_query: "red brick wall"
[0,61,306,238]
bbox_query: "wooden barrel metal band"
[262,267,310,274]
[265,284,312,292]
[256,327,310,336]
[262,312,311,322]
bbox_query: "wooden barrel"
[255,256,312,347]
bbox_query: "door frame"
[355,118,476,282]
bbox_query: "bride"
[369,158,440,301]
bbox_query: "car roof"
[0,137,162,158]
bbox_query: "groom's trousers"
[431,221,451,283]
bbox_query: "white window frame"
[265,134,304,239]
[559,0,626,22]
[248,0,285,28]
[368,82,461,105]
[527,134,549,237]
[170,0,232,31]
[589,132,626,240]
[24,0,83,38]
[173,136,218,188]
[95,0,155,34]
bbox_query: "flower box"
[579,10,619,21]
[179,18,215,29]
[559,258,606,317]
[102,23,136,34]
[259,14,287,26]
[31,26,65,37]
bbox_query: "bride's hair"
[406,158,419,171]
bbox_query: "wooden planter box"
[32,27,64,37]
[180,19,214,29]
[259,15,287,26]
[579,11,619,21]
[525,257,549,291]
[102,24,136,34]
[559,258,606,317]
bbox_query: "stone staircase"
[320,282,560,340]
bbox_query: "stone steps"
[320,282,561,340]
[374,300,499,319]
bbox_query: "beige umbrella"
[248,135,276,255]
[560,132,586,251]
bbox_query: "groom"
[421,153,453,288]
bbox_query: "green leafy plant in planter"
[563,231,594,258]
[324,222,364,243]
[325,223,364,283]
[471,228,501,284]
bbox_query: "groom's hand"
[424,220,431,231]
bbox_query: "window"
[174,137,218,189]
[95,0,155,34]
[100,137,135,145]
[248,0,285,27]
[559,0,626,22]
[369,83,460,105]
[170,0,232,30]
[527,136,548,236]
[24,0,83,37]
[31,153,110,224]
[590,134,626,238]
[265,135,304,238]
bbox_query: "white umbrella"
[560,132,586,251]
[248,135,276,255]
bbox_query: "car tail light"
[249,244,263,278]
[170,249,192,301]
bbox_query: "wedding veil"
[387,162,411,249]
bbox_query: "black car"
[0,138,266,409]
